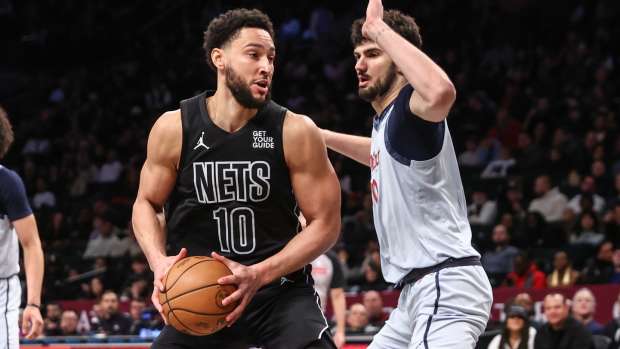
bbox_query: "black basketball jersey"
[165,91,301,268]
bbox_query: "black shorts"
[152,281,336,349]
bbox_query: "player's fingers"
[26,318,41,339]
[221,288,243,307]
[173,248,188,262]
[154,278,165,292]
[151,288,163,313]
[226,291,253,324]
[225,300,247,325]
[211,252,236,269]
[21,314,30,335]
[217,274,238,286]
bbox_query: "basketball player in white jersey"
[321,1,492,348]
[0,106,44,347]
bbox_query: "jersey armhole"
[384,85,445,165]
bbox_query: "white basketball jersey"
[370,105,479,283]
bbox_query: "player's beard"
[358,64,398,102]
[225,65,271,109]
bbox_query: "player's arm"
[363,0,456,122]
[13,215,44,338]
[131,111,187,320]
[213,113,341,324]
[321,129,371,167]
[330,288,347,348]
[258,113,341,283]
[1,169,44,338]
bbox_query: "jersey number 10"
[213,207,257,254]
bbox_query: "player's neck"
[370,79,407,114]
[208,88,258,133]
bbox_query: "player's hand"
[211,251,263,326]
[362,0,384,40]
[151,248,188,324]
[22,305,43,339]
[333,330,346,348]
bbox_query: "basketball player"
[132,9,341,349]
[0,106,45,347]
[321,1,493,348]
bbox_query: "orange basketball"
[158,256,237,336]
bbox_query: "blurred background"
[2,0,620,348]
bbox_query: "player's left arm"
[363,0,456,122]
[213,112,341,325]
[13,215,44,338]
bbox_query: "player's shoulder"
[0,165,24,188]
[149,110,182,144]
[283,111,321,142]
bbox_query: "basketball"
[158,256,237,336]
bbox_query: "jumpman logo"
[194,131,210,150]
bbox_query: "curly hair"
[351,10,422,49]
[0,106,14,160]
[203,8,275,72]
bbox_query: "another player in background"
[301,214,347,348]
[321,1,492,348]
[0,106,45,347]
[132,8,341,349]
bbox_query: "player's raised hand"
[211,251,262,326]
[21,305,43,339]
[362,0,384,40]
[151,248,187,324]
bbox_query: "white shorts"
[0,275,21,349]
[369,265,492,349]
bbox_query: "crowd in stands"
[2,0,620,344]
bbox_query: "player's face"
[354,42,398,102]
[223,28,275,109]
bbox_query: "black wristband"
[26,303,40,309]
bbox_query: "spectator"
[59,310,79,336]
[482,224,520,275]
[345,303,378,335]
[547,251,579,288]
[97,290,131,335]
[604,291,620,349]
[488,305,536,349]
[32,177,56,209]
[534,293,593,349]
[481,147,516,179]
[504,252,546,289]
[459,136,484,167]
[580,241,614,284]
[128,300,150,335]
[571,288,604,335]
[83,211,123,259]
[528,175,568,223]
[362,291,390,328]
[513,293,542,330]
[603,203,620,245]
[43,303,63,336]
[611,249,620,283]
[569,211,604,247]
[567,176,606,214]
[468,189,498,226]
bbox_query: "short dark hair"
[203,8,275,71]
[351,10,422,48]
[0,106,14,160]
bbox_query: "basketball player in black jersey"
[132,8,341,349]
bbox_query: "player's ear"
[211,48,225,71]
